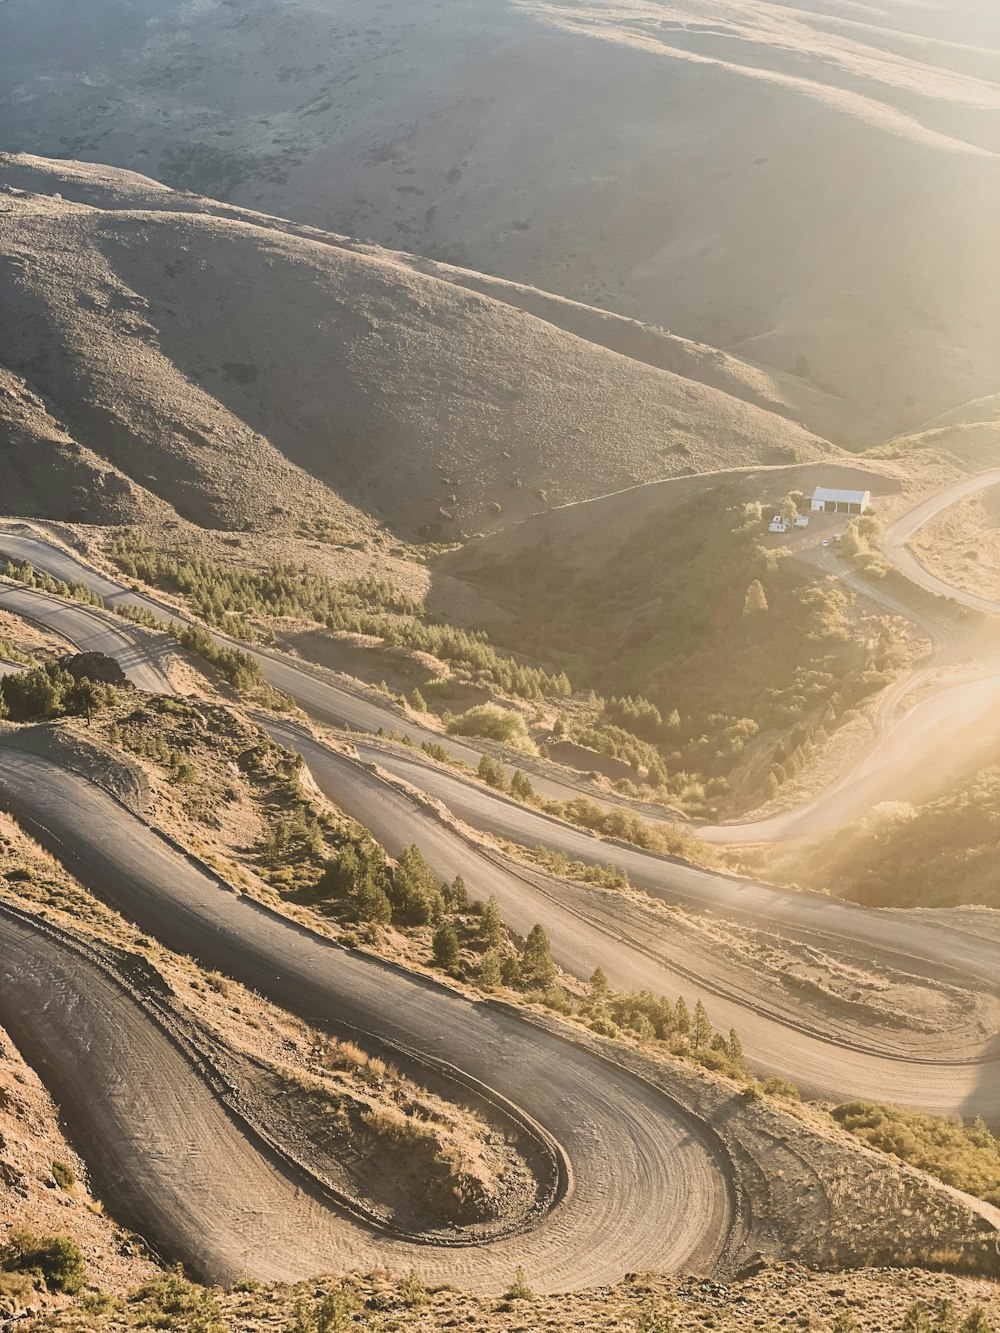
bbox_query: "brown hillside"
[2,0,997,435]
[0,157,838,537]
[0,368,168,525]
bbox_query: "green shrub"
[50,1160,75,1191]
[503,1265,535,1301]
[432,920,461,969]
[832,1102,1000,1206]
[448,703,535,751]
[0,1231,85,1294]
[396,1269,429,1308]
[130,1270,226,1332]
[759,1076,800,1102]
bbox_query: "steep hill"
[441,462,908,809]
[2,0,998,436]
[0,367,168,525]
[0,156,837,537]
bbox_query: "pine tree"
[478,949,502,991]
[510,770,535,802]
[446,873,468,910]
[479,895,504,949]
[409,689,427,712]
[391,845,442,925]
[691,999,712,1049]
[355,878,393,925]
[477,753,508,791]
[743,578,769,616]
[522,924,556,987]
[727,1027,744,1067]
[674,996,691,1034]
[432,921,461,970]
[589,966,609,1004]
[500,955,523,989]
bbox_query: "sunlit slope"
[0,158,836,535]
[2,0,998,435]
[443,462,904,808]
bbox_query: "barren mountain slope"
[0,368,168,526]
[2,0,998,434]
[0,153,856,441]
[0,159,837,536]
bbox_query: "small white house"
[794,514,810,528]
[768,515,788,533]
[810,486,871,515]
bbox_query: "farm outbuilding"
[810,486,871,515]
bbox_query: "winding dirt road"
[882,469,1000,615]
[1,477,999,1282]
[0,755,733,1289]
[702,471,1000,842]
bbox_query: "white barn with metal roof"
[810,486,871,515]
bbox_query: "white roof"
[811,486,870,503]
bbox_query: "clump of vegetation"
[1,558,102,608]
[106,533,571,701]
[447,702,535,750]
[841,513,887,577]
[50,1161,75,1191]
[126,1269,226,1332]
[308,841,744,1078]
[0,1230,85,1295]
[896,1300,996,1333]
[521,843,631,891]
[285,1282,366,1332]
[169,622,267,694]
[0,661,117,723]
[832,1102,1000,1207]
[474,755,704,861]
[797,769,1000,910]
[310,839,445,926]
[502,1265,535,1303]
[0,636,30,665]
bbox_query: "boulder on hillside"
[58,651,129,687]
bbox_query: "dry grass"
[2,0,997,440]
[910,489,1000,605]
[17,1264,1000,1332]
[0,158,835,541]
